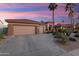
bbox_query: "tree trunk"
[69,16,74,32]
[69,16,73,31]
[52,10,54,27]
[72,19,75,31]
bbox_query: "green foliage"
[52,31,57,35]
[61,33,69,44]
[0,33,4,39]
[3,28,8,35]
[73,30,79,33]
[48,3,57,11]
[0,28,7,39]
[53,30,69,44]
[54,32,62,38]
[61,29,72,36]
[74,33,79,37]
[69,37,76,41]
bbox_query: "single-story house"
[75,23,79,29]
[45,21,64,31]
[62,24,73,28]
[5,19,46,35]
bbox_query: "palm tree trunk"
[72,19,75,31]
[69,16,73,31]
[71,17,73,25]
[52,10,54,27]
[70,16,74,31]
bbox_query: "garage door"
[13,26,35,35]
[39,26,44,34]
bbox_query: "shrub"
[53,31,65,38]
[54,32,62,38]
[52,30,69,44]
[69,37,76,41]
[74,33,79,37]
[0,33,4,39]
[54,35,62,38]
[60,33,69,44]
[3,28,8,35]
[62,29,71,36]
[52,31,57,35]
[73,31,79,33]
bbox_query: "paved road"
[0,34,66,56]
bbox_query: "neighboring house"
[75,23,79,29]
[45,21,64,31]
[45,21,64,27]
[5,19,46,36]
[62,24,72,29]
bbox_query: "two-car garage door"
[13,26,35,35]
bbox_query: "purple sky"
[0,3,79,24]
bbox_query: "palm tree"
[48,3,57,27]
[65,3,75,31]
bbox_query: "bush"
[53,31,65,38]
[52,31,57,35]
[69,37,76,41]
[3,28,8,35]
[54,32,62,38]
[52,30,69,44]
[62,29,71,36]
[60,33,69,44]
[0,33,4,39]
[54,35,62,38]
[74,33,79,37]
[73,31,79,33]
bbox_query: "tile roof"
[5,19,45,25]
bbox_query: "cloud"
[0,3,49,8]
[0,3,78,24]
[0,11,51,19]
[0,6,48,12]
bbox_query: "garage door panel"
[39,26,43,34]
[13,26,35,35]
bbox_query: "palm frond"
[48,3,57,11]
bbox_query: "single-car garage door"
[39,26,44,34]
[13,26,35,35]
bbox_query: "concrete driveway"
[0,34,66,56]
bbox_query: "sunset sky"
[0,3,79,24]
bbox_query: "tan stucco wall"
[7,24,14,35]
